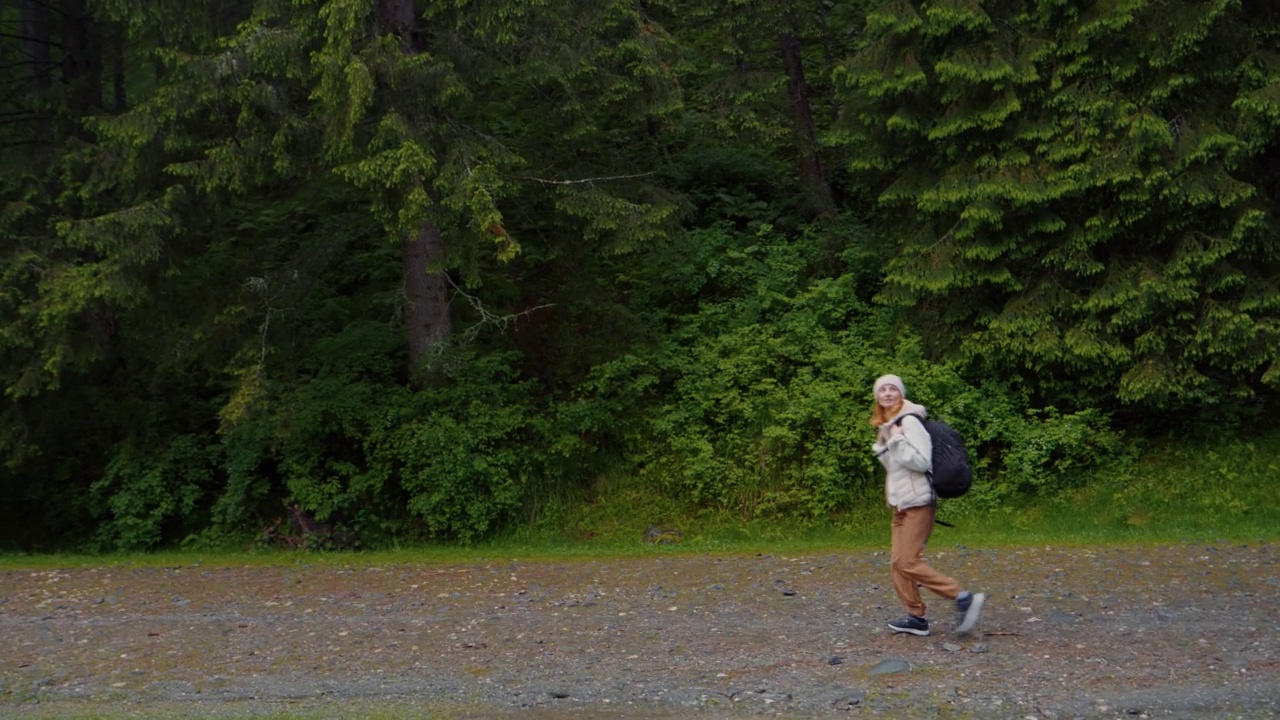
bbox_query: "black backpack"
[895,413,972,499]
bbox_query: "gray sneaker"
[955,591,985,635]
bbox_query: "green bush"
[576,221,1128,528]
[368,352,541,542]
[211,326,560,547]
[90,435,219,551]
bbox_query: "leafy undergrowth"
[3,435,1276,571]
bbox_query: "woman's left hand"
[888,423,904,438]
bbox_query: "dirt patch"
[2,543,1276,719]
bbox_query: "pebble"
[868,658,910,676]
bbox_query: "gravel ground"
[1,542,1277,719]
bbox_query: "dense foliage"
[1,0,1276,551]
[832,0,1280,408]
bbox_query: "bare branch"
[0,31,62,49]
[925,221,962,252]
[0,59,59,73]
[516,171,656,186]
[446,276,553,342]
[244,275,294,368]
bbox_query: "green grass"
[3,502,1272,571]
[3,435,1277,571]
[930,432,1280,547]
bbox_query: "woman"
[871,374,985,637]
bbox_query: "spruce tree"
[832,0,1280,408]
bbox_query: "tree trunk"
[19,0,52,90]
[380,0,450,377]
[379,0,423,52]
[111,22,126,111]
[779,33,835,218]
[60,0,102,117]
[402,222,453,372]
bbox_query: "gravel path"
[2,543,1276,719]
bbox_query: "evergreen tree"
[0,0,264,549]
[663,0,865,221]
[832,0,1280,409]
[0,0,686,548]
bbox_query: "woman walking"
[871,374,985,636]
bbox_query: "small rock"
[867,658,910,676]
[828,656,844,665]
[970,643,990,653]
[643,526,682,544]
[831,688,864,709]
[942,642,962,652]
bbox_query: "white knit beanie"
[874,374,906,397]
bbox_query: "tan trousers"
[890,505,961,617]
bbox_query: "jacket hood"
[887,400,928,425]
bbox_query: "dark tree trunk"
[111,23,126,111]
[379,0,424,52]
[19,0,52,90]
[779,33,835,218]
[60,0,102,116]
[402,222,453,372]
[379,0,451,377]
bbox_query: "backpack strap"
[893,413,937,484]
[892,413,955,526]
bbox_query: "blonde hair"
[869,398,904,428]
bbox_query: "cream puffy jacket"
[871,400,934,511]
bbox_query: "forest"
[1,0,1278,552]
